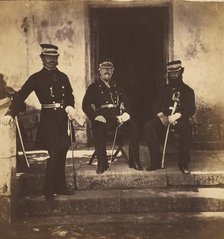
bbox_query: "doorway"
[90,6,169,132]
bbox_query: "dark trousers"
[144,117,192,168]
[92,119,140,168]
[44,147,68,196]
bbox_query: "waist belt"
[100,104,117,109]
[41,103,64,109]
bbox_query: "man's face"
[41,55,58,69]
[168,70,182,85]
[99,67,114,81]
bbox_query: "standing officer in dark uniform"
[82,60,142,174]
[144,60,195,174]
[0,44,76,200]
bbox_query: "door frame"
[88,1,172,86]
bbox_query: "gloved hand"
[157,112,169,126]
[95,115,106,123]
[168,112,182,125]
[0,115,14,126]
[116,112,130,124]
[65,106,76,120]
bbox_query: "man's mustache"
[48,62,58,65]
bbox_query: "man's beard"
[169,77,182,86]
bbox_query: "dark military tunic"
[6,67,75,197]
[82,79,130,123]
[7,67,75,150]
[82,78,140,169]
[155,82,195,118]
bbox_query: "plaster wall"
[173,1,224,105]
[0,123,16,195]
[173,1,224,142]
[0,123,16,223]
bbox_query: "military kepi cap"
[167,60,182,72]
[99,61,114,69]
[40,43,59,56]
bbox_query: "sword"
[67,119,76,188]
[161,92,180,169]
[109,97,125,171]
[15,116,30,168]
[109,124,120,171]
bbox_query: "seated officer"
[144,60,196,174]
[82,60,143,174]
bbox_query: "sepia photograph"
[0,0,224,238]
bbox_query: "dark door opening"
[90,7,169,133]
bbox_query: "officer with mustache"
[82,60,142,174]
[0,44,76,200]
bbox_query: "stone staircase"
[16,147,224,219]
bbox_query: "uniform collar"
[99,77,111,88]
[43,66,58,72]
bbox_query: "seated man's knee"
[177,119,192,138]
[92,121,106,135]
[178,119,192,131]
[144,120,155,134]
[93,121,106,128]
[127,119,138,131]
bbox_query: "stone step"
[20,211,224,227]
[76,165,224,190]
[9,212,224,239]
[19,188,224,217]
[17,164,224,194]
[16,149,224,194]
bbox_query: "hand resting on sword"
[116,112,130,125]
[65,106,76,120]
[168,112,182,125]
[157,112,182,126]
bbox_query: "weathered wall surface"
[173,1,224,144]
[0,123,16,223]
[0,0,88,145]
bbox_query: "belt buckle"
[108,104,113,108]
[55,103,60,108]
